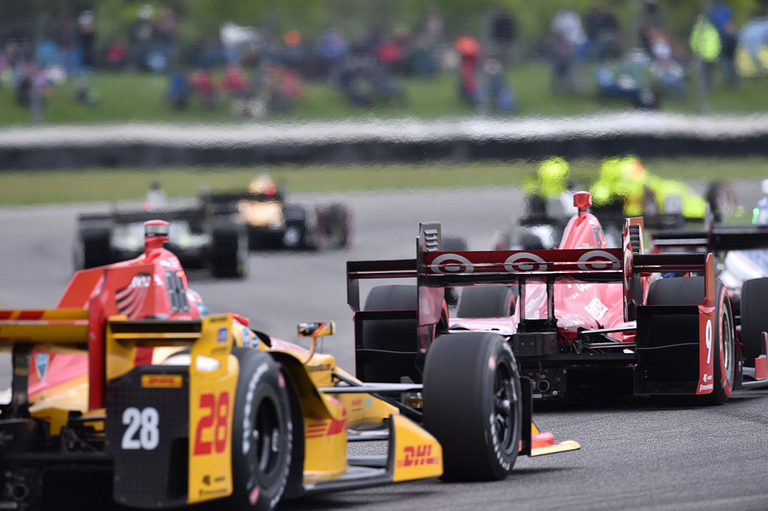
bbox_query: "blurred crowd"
[3,1,768,118]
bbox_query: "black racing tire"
[282,204,315,251]
[646,276,736,405]
[456,286,515,318]
[361,285,419,383]
[740,278,768,367]
[325,203,353,249]
[227,348,292,511]
[75,224,113,270]
[210,219,248,279]
[706,181,738,223]
[423,332,522,481]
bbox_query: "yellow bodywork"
[238,200,283,228]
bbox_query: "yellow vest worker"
[525,157,569,199]
[690,16,721,63]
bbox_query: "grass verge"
[1,156,767,206]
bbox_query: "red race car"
[348,192,768,404]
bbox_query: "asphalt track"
[1,181,768,511]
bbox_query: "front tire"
[423,332,522,481]
[739,278,768,367]
[228,349,292,511]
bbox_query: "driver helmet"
[753,180,768,225]
[186,289,208,317]
[248,171,278,197]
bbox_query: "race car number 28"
[194,391,230,455]
[121,407,160,450]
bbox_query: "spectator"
[190,67,217,109]
[708,0,733,39]
[690,14,721,92]
[56,12,79,74]
[721,22,739,88]
[483,56,516,112]
[154,5,179,68]
[78,11,96,70]
[455,35,481,105]
[551,8,587,93]
[105,37,128,72]
[584,3,621,60]
[314,28,348,81]
[129,5,154,70]
[221,63,248,97]
[639,0,665,56]
[166,71,189,110]
[490,6,517,65]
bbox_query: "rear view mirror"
[297,321,335,338]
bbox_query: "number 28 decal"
[121,407,160,450]
[194,391,230,455]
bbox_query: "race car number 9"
[121,407,160,450]
[194,391,230,455]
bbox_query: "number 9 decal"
[705,319,712,365]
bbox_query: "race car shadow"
[278,488,442,510]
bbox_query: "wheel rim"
[253,397,282,478]
[721,305,734,388]
[492,362,517,456]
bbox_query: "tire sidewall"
[230,351,292,511]
[481,340,521,479]
[713,283,735,402]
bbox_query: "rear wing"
[348,221,716,324]
[652,224,768,253]
[78,206,206,225]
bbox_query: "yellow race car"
[0,220,577,510]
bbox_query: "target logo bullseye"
[504,252,548,272]
[577,250,620,271]
[431,253,474,274]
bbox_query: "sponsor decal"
[585,298,609,321]
[130,274,151,288]
[431,253,474,274]
[702,373,712,383]
[141,374,183,388]
[0,431,13,446]
[34,352,49,383]
[351,398,363,408]
[577,250,620,271]
[504,252,548,272]
[198,487,228,498]
[154,273,164,287]
[306,363,332,373]
[242,363,269,455]
[364,397,373,408]
[699,383,714,392]
[115,273,152,319]
[397,444,440,468]
[249,488,260,505]
[202,475,210,486]
[217,327,229,345]
[241,326,251,348]
[160,258,172,268]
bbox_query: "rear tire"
[456,286,515,318]
[325,203,353,248]
[210,219,248,279]
[228,348,292,511]
[361,285,419,383]
[740,278,768,367]
[646,277,735,405]
[423,332,522,481]
[75,224,113,270]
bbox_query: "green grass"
[2,157,767,206]
[2,62,767,126]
